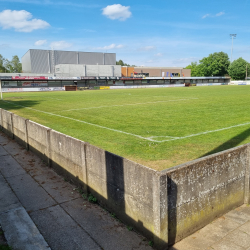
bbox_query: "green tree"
[116,59,131,66]
[0,54,7,73]
[228,57,250,80]
[199,52,230,76]
[185,52,230,77]
[185,62,203,76]
[5,55,22,73]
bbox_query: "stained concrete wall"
[26,120,51,162]
[12,114,28,148]
[85,144,163,241]
[1,107,250,250]
[162,145,249,245]
[1,109,13,138]
[49,130,87,191]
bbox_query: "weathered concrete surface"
[12,114,28,148]
[1,109,13,138]
[0,207,50,250]
[165,145,248,244]
[49,130,87,190]
[86,144,159,241]
[171,205,250,250]
[0,145,7,156]
[30,205,101,250]
[26,120,50,162]
[0,172,21,214]
[0,130,153,250]
[6,173,57,212]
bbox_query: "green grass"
[0,85,250,170]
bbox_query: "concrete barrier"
[26,120,51,163]
[0,107,250,250]
[163,145,248,244]
[1,109,14,138]
[49,130,87,192]
[84,144,167,245]
[12,114,29,148]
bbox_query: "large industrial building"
[22,49,121,77]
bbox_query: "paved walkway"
[0,131,152,250]
[170,204,250,250]
[1,130,250,250]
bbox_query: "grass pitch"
[0,85,250,170]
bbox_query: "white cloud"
[102,4,132,21]
[50,41,72,50]
[216,11,225,17]
[0,9,50,32]
[202,12,225,19]
[202,14,210,19]
[116,44,124,48]
[35,40,47,46]
[96,44,124,50]
[154,53,163,57]
[138,46,156,51]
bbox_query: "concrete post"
[81,142,88,193]
[153,173,168,250]
[244,144,250,204]
[25,119,29,150]
[46,129,52,167]
[10,113,14,139]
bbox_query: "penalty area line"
[3,100,156,142]
[4,100,249,144]
[150,122,250,142]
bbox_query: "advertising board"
[2,87,65,92]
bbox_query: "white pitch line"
[148,122,250,142]
[3,100,156,142]
[3,100,250,143]
[59,98,199,112]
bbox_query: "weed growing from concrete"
[88,194,97,203]
[127,226,133,231]
[149,241,154,247]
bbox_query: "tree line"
[185,52,250,80]
[0,54,22,73]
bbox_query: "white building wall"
[55,64,121,77]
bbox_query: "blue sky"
[0,0,250,67]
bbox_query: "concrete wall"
[12,114,28,148]
[1,107,250,250]
[162,146,249,244]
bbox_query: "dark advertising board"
[0,76,12,80]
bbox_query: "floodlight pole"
[230,34,237,63]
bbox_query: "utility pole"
[230,34,237,63]
[246,64,248,80]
